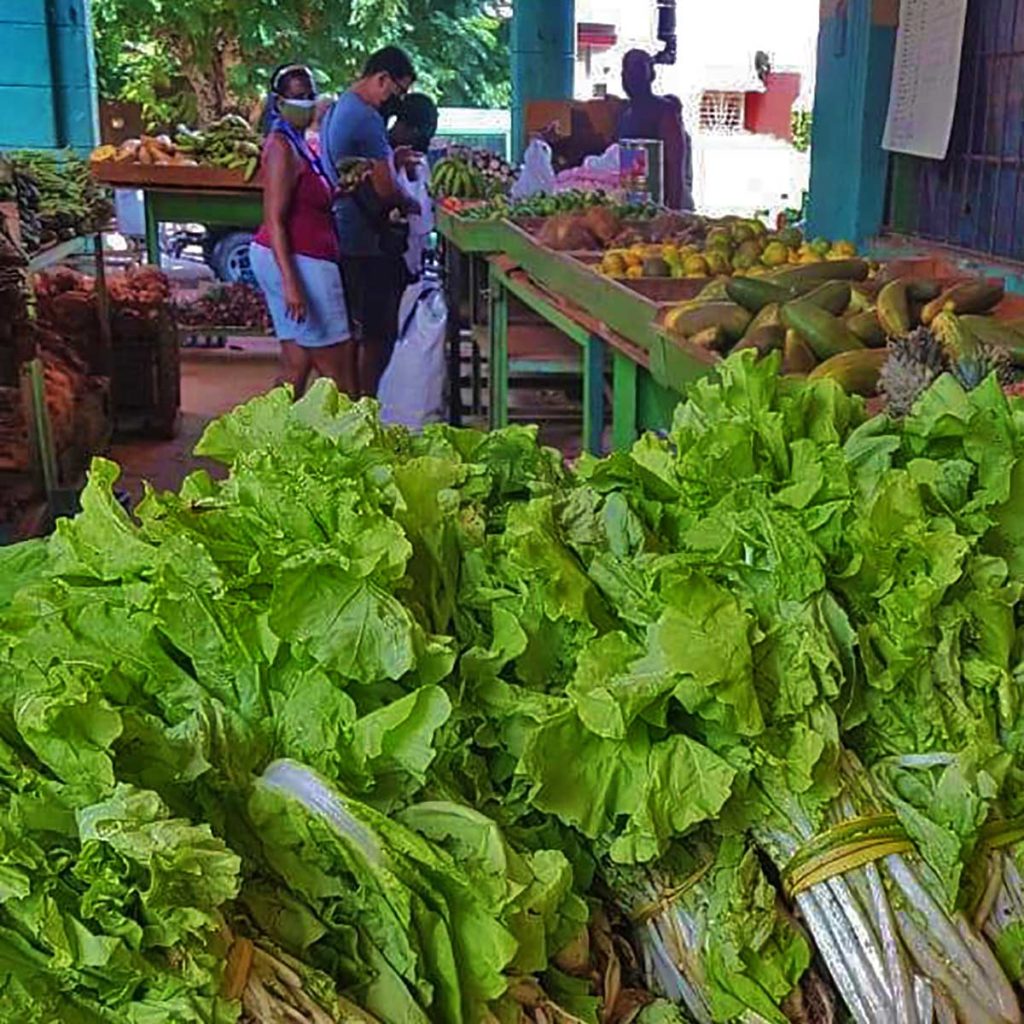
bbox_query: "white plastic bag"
[397,162,434,278]
[377,280,448,430]
[511,137,556,200]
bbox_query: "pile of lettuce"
[5,355,1024,1023]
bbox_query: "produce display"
[430,146,517,200]
[599,224,858,280]
[173,283,272,333]
[7,358,1024,1022]
[36,265,171,322]
[442,189,661,223]
[0,217,27,360]
[91,116,262,180]
[658,260,1024,402]
[0,150,113,254]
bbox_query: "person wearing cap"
[250,64,355,397]
[617,49,694,211]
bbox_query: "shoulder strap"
[400,285,439,339]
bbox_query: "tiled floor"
[110,337,280,501]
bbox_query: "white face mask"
[278,97,317,129]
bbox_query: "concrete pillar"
[511,0,575,160]
[807,0,897,243]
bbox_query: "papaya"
[800,280,852,316]
[906,278,942,302]
[768,258,870,286]
[781,329,818,375]
[876,280,912,338]
[732,325,786,356]
[921,280,1005,325]
[808,349,888,396]
[663,302,752,341]
[725,276,791,313]
[781,301,864,361]
[847,310,887,347]
[960,315,1024,365]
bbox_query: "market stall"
[90,121,265,264]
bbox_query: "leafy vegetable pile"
[5,353,1024,1023]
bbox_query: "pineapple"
[879,328,946,417]
[879,325,1015,417]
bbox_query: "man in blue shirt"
[322,47,419,396]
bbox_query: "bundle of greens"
[0,386,604,1022]
[605,834,816,1024]
[8,355,1024,1024]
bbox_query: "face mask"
[278,98,316,130]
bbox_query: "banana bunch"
[430,157,486,201]
[175,115,262,180]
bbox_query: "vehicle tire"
[210,231,255,284]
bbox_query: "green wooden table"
[435,210,512,425]
[143,189,263,265]
[437,210,717,451]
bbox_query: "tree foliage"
[92,0,511,125]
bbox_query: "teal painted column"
[807,0,897,244]
[0,0,98,151]
[511,0,575,160]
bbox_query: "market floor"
[109,337,593,502]
[110,337,281,501]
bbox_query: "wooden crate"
[111,310,180,439]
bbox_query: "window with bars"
[698,91,746,134]
[887,0,1024,261]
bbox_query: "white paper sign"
[883,0,968,160]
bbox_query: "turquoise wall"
[808,0,896,244]
[511,0,575,160]
[0,0,99,151]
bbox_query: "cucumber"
[921,280,1005,324]
[876,280,912,337]
[663,302,752,341]
[847,285,874,314]
[800,280,852,316]
[781,329,818,375]
[725,276,791,313]
[960,315,1024,365]
[769,258,870,286]
[847,310,886,347]
[732,325,786,356]
[689,325,728,352]
[744,301,783,336]
[808,349,888,396]
[906,278,942,302]
[781,301,864,361]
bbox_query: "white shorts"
[251,243,351,348]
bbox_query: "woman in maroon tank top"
[250,65,356,397]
